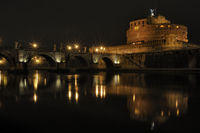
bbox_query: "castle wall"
[126,15,188,44]
[127,23,188,44]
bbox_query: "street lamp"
[67,45,72,50]
[0,58,5,65]
[74,44,79,49]
[95,48,99,52]
[32,43,38,49]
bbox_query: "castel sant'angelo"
[90,9,199,54]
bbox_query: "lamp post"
[32,43,38,49]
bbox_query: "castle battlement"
[127,14,188,45]
[89,11,199,54]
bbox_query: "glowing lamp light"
[35,59,40,63]
[93,57,98,64]
[160,25,164,28]
[75,92,79,103]
[133,94,136,102]
[19,59,23,63]
[134,26,139,30]
[74,44,79,49]
[24,59,27,63]
[95,48,99,52]
[0,59,4,65]
[32,43,38,48]
[67,46,72,50]
[68,90,72,101]
[114,60,120,64]
[177,109,180,116]
[56,58,61,63]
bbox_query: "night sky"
[0,0,200,46]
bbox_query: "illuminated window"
[160,25,164,28]
[134,26,139,31]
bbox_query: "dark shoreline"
[1,68,200,75]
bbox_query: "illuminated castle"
[127,10,188,45]
[90,10,198,54]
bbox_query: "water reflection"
[0,71,8,88]
[65,74,80,103]
[0,70,192,130]
[93,74,106,99]
[33,93,38,103]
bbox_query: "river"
[0,70,199,132]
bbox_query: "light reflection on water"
[0,70,196,131]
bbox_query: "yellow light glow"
[160,25,164,28]
[100,86,104,98]
[33,93,37,103]
[93,58,98,64]
[67,46,72,50]
[176,26,179,29]
[32,43,38,48]
[0,58,6,65]
[114,60,120,64]
[134,26,139,30]
[33,72,40,90]
[75,92,79,102]
[177,109,180,116]
[44,78,47,86]
[56,59,61,63]
[56,75,61,89]
[3,76,7,87]
[68,90,72,101]
[161,111,164,117]
[100,46,103,50]
[103,88,106,97]
[0,71,1,85]
[74,44,79,49]
[74,74,78,88]
[95,48,99,52]
[176,100,178,108]
[0,60,3,64]
[95,85,99,97]
[133,94,136,102]
[68,83,72,101]
[168,111,171,116]
[134,108,140,115]
[35,59,40,63]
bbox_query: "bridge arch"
[74,56,88,67]
[96,57,114,69]
[0,53,14,66]
[66,56,88,68]
[102,57,114,68]
[26,54,56,66]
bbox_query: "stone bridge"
[0,49,126,70]
[0,48,200,71]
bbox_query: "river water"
[0,70,200,132]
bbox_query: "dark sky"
[0,0,200,46]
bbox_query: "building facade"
[127,15,188,45]
[89,12,199,55]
